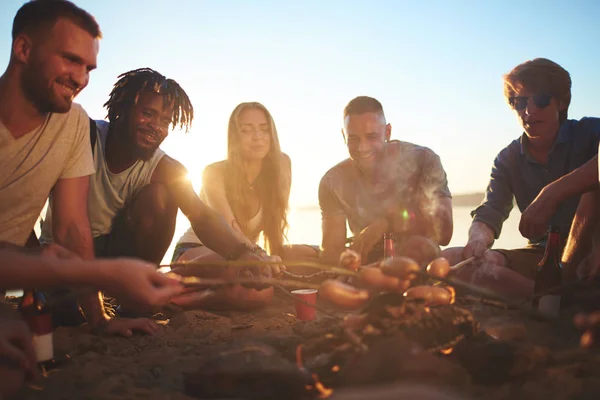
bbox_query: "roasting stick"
[448,256,476,272]
[162,259,358,278]
[178,276,321,290]
[46,257,568,326]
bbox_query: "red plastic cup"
[291,289,318,321]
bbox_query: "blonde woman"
[171,102,318,310]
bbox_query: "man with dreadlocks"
[41,68,276,314]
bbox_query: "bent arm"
[562,189,600,277]
[152,157,252,258]
[470,154,514,241]
[545,155,599,205]
[321,214,348,266]
[468,221,496,248]
[421,196,453,246]
[52,176,107,326]
[0,250,101,290]
[201,165,254,247]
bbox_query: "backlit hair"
[104,68,193,132]
[12,0,101,41]
[343,96,386,120]
[503,58,572,123]
[225,102,289,256]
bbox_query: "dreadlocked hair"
[103,68,194,132]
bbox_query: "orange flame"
[446,286,456,305]
[440,347,454,355]
[312,373,334,398]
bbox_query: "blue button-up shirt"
[471,117,600,247]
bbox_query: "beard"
[21,61,73,113]
[21,66,72,114]
[135,144,159,161]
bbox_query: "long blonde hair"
[224,102,289,256]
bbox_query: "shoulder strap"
[89,118,97,155]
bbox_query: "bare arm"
[0,248,184,309]
[1,249,101,289]
[51,176,106,326]
[544,155,599,205]
[521,155,599,239]
[321,214,348,266]
[468,221,496,247]
[152,157,252,258]
[561,189,600,278]
[200,164,254,247]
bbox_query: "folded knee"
[131,183,176,229]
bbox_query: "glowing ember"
[312,374,334,398]
[331,365,340,372]
[440,347,454,355]
[447,286,456,305]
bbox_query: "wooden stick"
[449,256,476,271]
[422,271,569,325]
[163,260,359,278]
[180,276,321,291]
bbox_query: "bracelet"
[252,244,268,256]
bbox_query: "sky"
[1,0,600,208]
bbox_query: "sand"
[11,292,600,400]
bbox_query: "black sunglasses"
[509,93,552,111]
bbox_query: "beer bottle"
[532,226,563,317]
[383,232,395,259]
[18,290,55,372]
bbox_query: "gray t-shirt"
[41,120,165,240]
[319,140,451,237]
[0,103,94,246]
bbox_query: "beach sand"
[11,291,600,400]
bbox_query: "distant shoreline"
[295,192,485,211]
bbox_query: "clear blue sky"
[1,0,600,207]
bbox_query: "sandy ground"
[9,291,600,400]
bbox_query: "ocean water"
[164,205,528,265]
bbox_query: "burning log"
[182,342,313,400]
[295,291,480,387]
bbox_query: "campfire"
[173,240,600,400]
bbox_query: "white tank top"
[41,120,165,240]
[177,196,263,246]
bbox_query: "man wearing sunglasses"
[443,58,600,298]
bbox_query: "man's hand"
[104,317,160,337]
[519,187,558,240]
[100,258,185,311]
[40,243,81,260]
[463,238,488,259]
[0,312,36,380]
[350,218,389,262]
